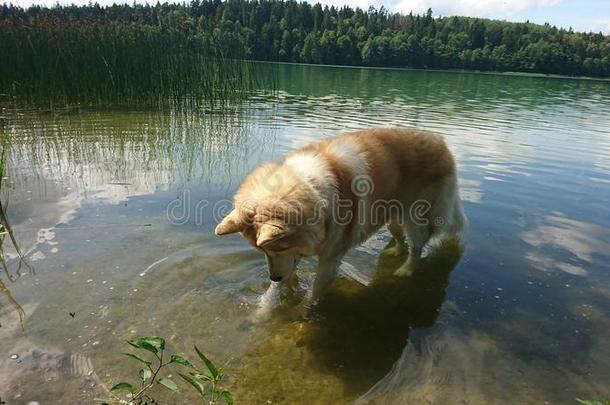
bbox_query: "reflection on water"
[522,213,610,277]
[1,64,610,403]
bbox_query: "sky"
[4,0,610,34]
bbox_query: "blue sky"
[6,0,610,34]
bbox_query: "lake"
[1,63,610,404]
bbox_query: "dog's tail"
[430,173,468,239]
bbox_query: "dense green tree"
[1,0,609,77]
[300,31,321,63]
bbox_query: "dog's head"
[215,163,326,282]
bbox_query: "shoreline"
[252,60,610,82]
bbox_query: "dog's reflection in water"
[236,239,462,403]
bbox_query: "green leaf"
[170,354,193,368]
[127,340,157,354]
[110,382,136,393]
[194,345,219,379]
[158,378,179,392]
[139,368,152,381]
[127,336,166,354]
[178,372,205,396]
[194,373,213,382]
[123,352,153,366]
[221,390,234,405]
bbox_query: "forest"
[1,0,609,84]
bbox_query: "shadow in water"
[236,240,462,403]
[307,240,462,398]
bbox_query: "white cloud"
[393,0,562,18]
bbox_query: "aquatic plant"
[0,6,257,107]
[0,137,31,273]
[0,135,28,326]
[107,336,233,405]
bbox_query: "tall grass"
[0,135,27,326]
[0,5,256,107]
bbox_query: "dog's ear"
[215,209,242,235]
[256,224,287,247]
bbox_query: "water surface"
[1,64,610,404]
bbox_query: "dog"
[215,127,466,299]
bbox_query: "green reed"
[0,10,254,107]
[0,134,28,326]
[0,135,30,270]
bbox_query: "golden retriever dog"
[215,128,466,299]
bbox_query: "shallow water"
[1,64,610,404]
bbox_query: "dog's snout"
[270,275,283,282]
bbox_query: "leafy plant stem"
[132,349,166,400]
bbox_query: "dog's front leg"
[253,276,299,320]
[312,253,343,300]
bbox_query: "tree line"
[1,0,609,78]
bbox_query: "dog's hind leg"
[394,221,430,277]
[312,253,343,299]
[383,218,407,256]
